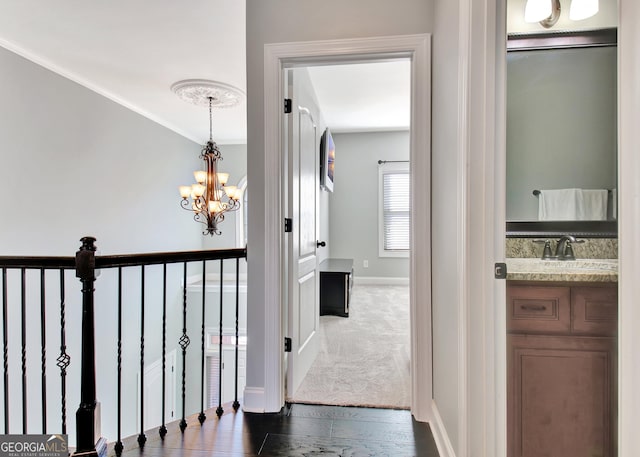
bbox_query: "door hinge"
[284,98,292,114]
[284,217,292,233]
[284,337,292,353]
[494,262,507,279]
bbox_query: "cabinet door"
[508,334,616,457]
[572,286,618,336]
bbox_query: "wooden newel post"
[74,237,106,457]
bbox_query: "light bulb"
[179,186,191,199]
[192,184,205,198]
[224,186,237,198]
[209,200,222,213]
[194,170,207,184]
[524,0,552,23]
[217,172,229,186]
[570,0,598,20]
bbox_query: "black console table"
[319,258,353,317]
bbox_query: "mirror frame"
[506,28,618,239]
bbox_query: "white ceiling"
[308,61,411,133]
[0,1,411,145]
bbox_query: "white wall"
[431,0,463,452]
[246,0,434,413]
[329,131,410,279]
[0,45,204,442]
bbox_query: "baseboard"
[242,386,266,413]
[355,276,410,286]
[429,400,457,457]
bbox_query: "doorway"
[262,34,432,420]
[284,62,412,407]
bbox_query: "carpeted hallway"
[290,284,411,409]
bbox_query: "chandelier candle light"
[173,80,244,235]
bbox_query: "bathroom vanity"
[506,258,617,457]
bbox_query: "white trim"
[355,276,409,286]
[460,0,503,455]
[493,0,508,455]
[263,34,432,421]
[618,0,640,454]
[241,386,266,413]
[456,0,471,452]
[429,400,457,457]
[262,41,286,413]
[235,176,248,248]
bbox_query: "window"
[378,162,410,257]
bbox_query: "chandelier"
[173,80,244,236]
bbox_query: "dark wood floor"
[114,403,440,457]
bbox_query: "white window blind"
[378,162,410,257]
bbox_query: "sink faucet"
[555,235,584,260]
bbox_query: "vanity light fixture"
[172,79,244,236]
[569,0,599,20]
[525,0,561,28]
[524,0,598,27]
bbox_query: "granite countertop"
[505,258,618,282]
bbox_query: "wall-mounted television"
[320,128,335,192]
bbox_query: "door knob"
[317,241,326,248]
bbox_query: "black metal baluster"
[178,262,189,433]
[198,261,206,425]
[138,266,146,448]
[216,260,224,418]
[233,258,240,411]
[114,267,123,456]
[40,268,47,433]
[56,270,70,435]
[2,267,8,433]
[21,268,27,433]
[159,263,167,439]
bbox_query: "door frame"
[262,33,432,419]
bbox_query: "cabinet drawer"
[572,286,618,336]
[507,286,570,334]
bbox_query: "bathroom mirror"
[506,29,617,237]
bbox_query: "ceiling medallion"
[170,79,244,109]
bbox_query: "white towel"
[538,188,608,221]
[578,189,608,220]
[538,188,580,221]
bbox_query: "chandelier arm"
[193,212,209,227]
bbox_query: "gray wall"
[506,46,617,220]
[246,0,434,413]
[329,131,410,279]
[0,46,203,440]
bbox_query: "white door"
[286,68,320,397]
[137,350,176,430]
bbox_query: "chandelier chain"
[208,97,213,142]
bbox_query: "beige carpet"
[289,284,411,409]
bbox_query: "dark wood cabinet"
[507,282,617,457]
[319,258,353,317]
